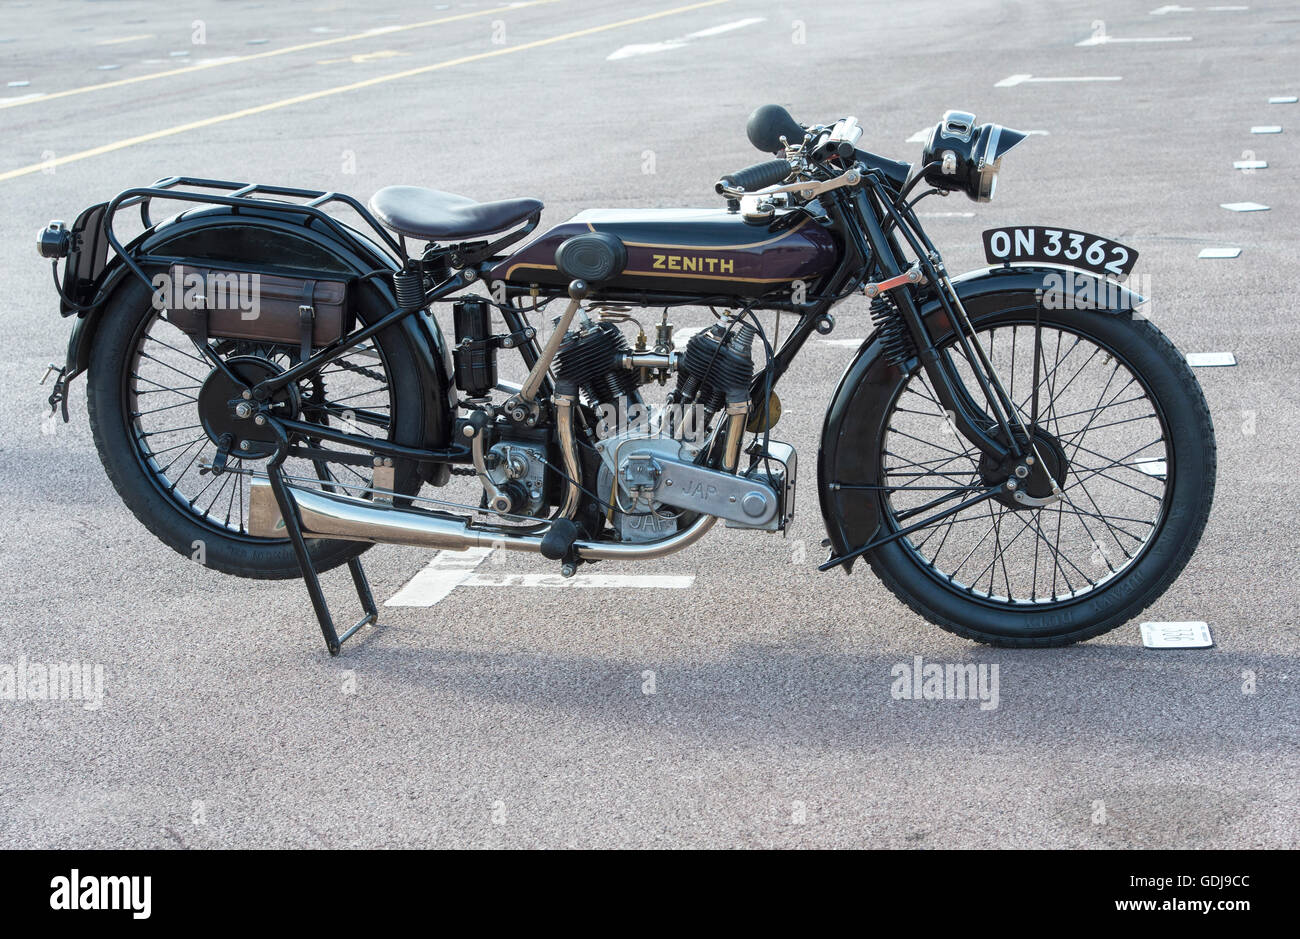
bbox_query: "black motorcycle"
[39,105,1215,653]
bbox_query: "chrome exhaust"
[247,401,751,563]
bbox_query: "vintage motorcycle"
[39,105,1215,653]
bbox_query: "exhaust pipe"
[248,399,750,562]
[248,479,717,561]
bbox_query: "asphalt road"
[0,0,1296,849]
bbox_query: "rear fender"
[817,264,1145,570]
[60,208,454,479]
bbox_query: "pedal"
[540,517,580,562]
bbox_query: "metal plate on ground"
[1140,621,1214,649]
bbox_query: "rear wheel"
[87,276,429,579]
[865,306,1215,646]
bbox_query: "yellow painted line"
[0,0,732,183]
[95,34,156,46]
[0,0,558,111]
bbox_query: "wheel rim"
[880,318,1173,607]
[122,308,398,540]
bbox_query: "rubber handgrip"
[715,159,792,194]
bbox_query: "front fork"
[853,184,1054,495]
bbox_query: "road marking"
[1233,159,1267,170]
[607,15,762,59]
[1185,352,1236,367]
[1198,247,1241,258]
[995,74,1121,87]
[1250,125,1282,134]
[1076,34,1191,46]
[7,80,29,87]
[1269,95,1297,104]
[95,33,155,46]
[463,572,694,589]
[1134,459,1168,478]
[0,0,734,183]
[916,211,975,218]
[1150,4,1193,12]
[1140,621,1213,649]
[820,338,865,348]
[318,50,409,65]
[0,0,560,111]
[385,549,694,606]
[1219,201,1268,212]
[385,547,493,607]
[1206,4,1248,9]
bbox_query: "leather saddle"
[368,185,542,241]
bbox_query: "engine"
[552,313,792,542]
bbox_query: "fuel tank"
[489,207,838,299]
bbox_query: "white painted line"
[1198,247,1241,258]
[1251,125,1282,134]
[1140,621,1213,649]
[917,211,975,218]
[608,17,764,60]
[0,93,42,103]
[1233,159,1267,170]
[1150,4,1193,13]
[685,17,765,39]
[1134,459,1167,478]
[95,64,122,71]
[820,338,866,348]
[1269,96,1297,104]
[1076,34,1191,46]
[463,572,694,589]
[996,74,1121,87]
[6,80,29,87]
[1220,201,1269,212]
[1186,352,1236,367]
[1206,4,1248,9]
[385,547,493,607]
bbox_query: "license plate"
[981,226,1139,278]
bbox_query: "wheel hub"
[979,426,1070,510]
[196,356,299,459]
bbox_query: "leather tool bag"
[164,264,352,360]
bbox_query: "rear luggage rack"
[103,176,410,293]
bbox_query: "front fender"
[816,264,1145,570]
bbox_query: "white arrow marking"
[608,17,765,60]
[385,547,493,607]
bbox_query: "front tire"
[864,307,1215,646]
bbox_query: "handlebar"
[714,159,793,195]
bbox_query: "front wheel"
[863,305,1215,646]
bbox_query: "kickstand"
[266,465,379,655]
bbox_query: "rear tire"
[87,276,429,580]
